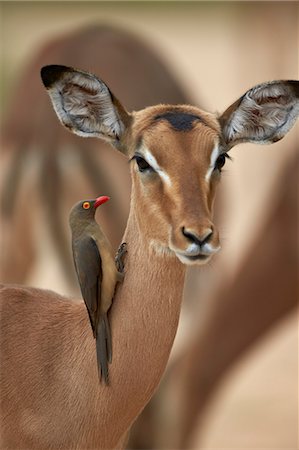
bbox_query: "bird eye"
[135,156,153,173]
[82,202,90,209]
[215,153,229,172]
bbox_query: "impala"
[0,65,298,449]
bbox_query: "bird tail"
[104,313,112,364]
[96,314,112,385]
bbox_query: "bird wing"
[72,235,102,337]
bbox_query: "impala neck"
[99,206,186,446]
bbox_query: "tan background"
[1,2,298,448]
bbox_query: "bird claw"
[115,242,127,274]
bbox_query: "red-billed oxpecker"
[69,195,124,384]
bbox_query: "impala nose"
[181,227,213,246]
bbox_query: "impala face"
[128,105,224,265]
[41,65,299,266]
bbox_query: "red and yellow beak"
[94,196,110,209]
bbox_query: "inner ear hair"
[219,80,299,149]
[41,65,131,152]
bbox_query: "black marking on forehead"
[154,111,203,131]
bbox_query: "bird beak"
[94,196,110,209]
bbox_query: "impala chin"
[174,243,221,266]
[175,252,212,266]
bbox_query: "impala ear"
[40,65,131,153]
[219,80,299,150]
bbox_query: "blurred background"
[1,2,298,449]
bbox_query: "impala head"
[41,65,299,265]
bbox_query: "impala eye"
[134,156,153,173]
[215,153,230,172]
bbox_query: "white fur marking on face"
[185,241,220,256]
[201,242,221,255]
[185,243,202,255]
[205,141,220,182]
[142,147,172,187]
[175,241,220,259]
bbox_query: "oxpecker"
[69,196,125,384]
